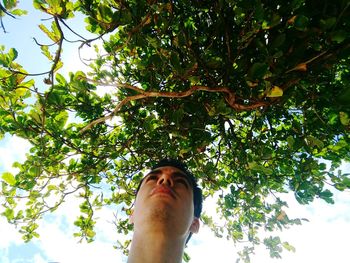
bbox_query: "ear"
[189,217,200,234]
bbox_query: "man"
[128,159,203,263]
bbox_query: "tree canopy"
[1,0,350,261]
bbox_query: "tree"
[1,0,350,261]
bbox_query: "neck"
[127,230,186,263]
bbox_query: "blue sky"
[1,2,350,263]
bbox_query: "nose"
[157,174,174,187]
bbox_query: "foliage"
[0,0,27,32]
[1,0,350,261]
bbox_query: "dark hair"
[135,159,203,244]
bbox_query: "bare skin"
[128,166,199,263]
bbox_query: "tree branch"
[80,84,269,133]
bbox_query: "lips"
[150,186,176,199]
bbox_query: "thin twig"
[59,17,88,41]
[285,51,328,73]
[33,37,58,47]
[8,69,52,77]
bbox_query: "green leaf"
[2,208,14,221]
[0,55,9,67]
[291,0,304,9]
[183,251,191,262]
[39,24,59,43]
[96,4,113,23]
[46,0,64,15]
[54,60,63,72]
[20,79,35,89]
[41,45,53,61]
[15,88,29,98]
[47,184,58,191]
[294,15,309,31]
[282,242,296,252]
[28,166,41,177]
[248,63,269,80]
[10,9,28,16]
[51,20,61,39]
[2,172,16,186]
[248,162,273,175]
[337,87,350,105]
[319,163,327,170]
[4,0,17,9]
[8,48,18,61]
[55,73,67,85]
[287,136,295,149]
[73,71,87,81]
[86,229,96,238]
[320,17,336,30]
[341,177,350,188]
[306,135,324,149]
[261,167,273,175]
[331,30,348,44]
[271,34,286,49]
[339,112,349,126]
[318,190,334,204]
[172,108,184,125]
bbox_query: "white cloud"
[188,226,237,262]
[0,135,31,174]
[249,217,350,263]
[36,218,125,263]
[246,186,350,263]
[27,193,127,263]
[0,218,23,249]
[0,135,32,261]
[187,192,350,263]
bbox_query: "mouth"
[151,186,176,199]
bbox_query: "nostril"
[157,178,164,185]
[158,177,173,187]
[166,179,173,187]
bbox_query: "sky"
[1,2,350,263]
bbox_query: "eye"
[176,178,189,188]
[146,175,158,182]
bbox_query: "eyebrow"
[145,169,192,186]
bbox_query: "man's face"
[131,166,199,238]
